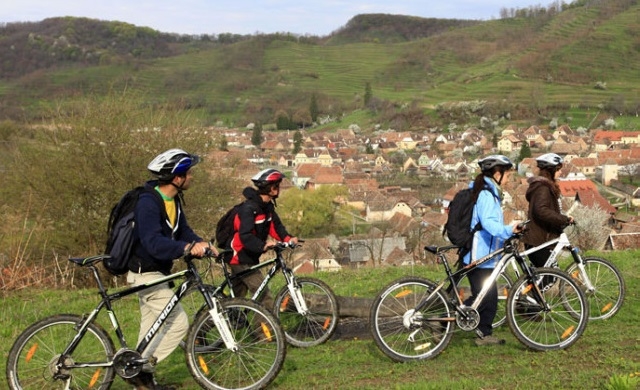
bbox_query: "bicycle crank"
[456,306,480,331]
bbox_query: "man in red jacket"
[229,168,298,310]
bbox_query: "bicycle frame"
[218,243,310,314]
[62,253,233,372]
[421,237,548,322]
[505,231,595,292]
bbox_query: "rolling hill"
[0,0,638,130]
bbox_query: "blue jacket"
[129,180,202,275]
[463,177,513,268]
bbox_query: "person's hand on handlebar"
[186,241,217,258]
[512,220,529,235]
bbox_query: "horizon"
[3,0,553,36]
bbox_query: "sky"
[2,1,550,37]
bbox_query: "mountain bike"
[6,245,286,390]
[183,241,339,348]
[494,223,625,326]
[369,226,590,362]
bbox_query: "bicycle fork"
[569,248,595,293]
[281,272,310,315]
[207,298,239,352]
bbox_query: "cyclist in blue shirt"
[126,149,213,390]
[463,155,522,346]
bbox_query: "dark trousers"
[230,264,274,311]
[464,268,497,336]
[525,244,553,267]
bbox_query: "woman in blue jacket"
[463,155,521,346]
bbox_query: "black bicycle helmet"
[252,168,284,189]
[536,153,563,170]
[478,155,513,173]
[147,148,200,181]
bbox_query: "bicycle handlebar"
[271,239,304,251]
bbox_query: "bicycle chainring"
[456,306,480,331]
[112,349,143,379]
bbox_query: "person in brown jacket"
[522,153,574,267]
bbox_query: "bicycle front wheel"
[273,277,339,347]
[369,277,453,362]
[185,297,286,390]
[507,268,589,351]
[565,256,625,321]
[6,314,116,390]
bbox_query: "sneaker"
[474,334,506,346]
[126,371,176,390]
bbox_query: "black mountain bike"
[184,241,339,348]
[6,245,286,390]
[369,227,590,362]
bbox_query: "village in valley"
[207,124,640,272]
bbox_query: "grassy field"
[1,249,638,389]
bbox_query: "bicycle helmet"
[252,168,284,189]
[478,155,513,173]
[148,148,200,181]
[536,153,563,170]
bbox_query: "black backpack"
[104,186,148,275]
[214,200,258,259]
[214,202,244,251]
[442,187,483,255]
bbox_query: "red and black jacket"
[229,187,292,265]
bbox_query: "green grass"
[1,249,638,389]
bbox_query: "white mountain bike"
[492,223,625,327]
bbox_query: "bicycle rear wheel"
[185,297,286,390]
[369,277,453,362]
[6,314,116,390]
[273,277,339,347]
[507,268,589,351]
[494,272,513,328]
[565,256,625,321]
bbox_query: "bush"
[0,90,241,289]
[567,203,610,250]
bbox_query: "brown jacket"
[522,176,571,246]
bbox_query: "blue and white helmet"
[478,155,513,173]
[147,148,200,181]
[536,153,563,170]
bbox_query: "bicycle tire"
[493,272,513,328]
[6,314,116,390]
[185,297,286,390]
[564,256,625,321]
[369,277,454,362]
[273,277,340,348]
[506,268,589,351]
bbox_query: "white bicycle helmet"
[536,153,563,170]
[148,148,200,181]
[478,155,513,173]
